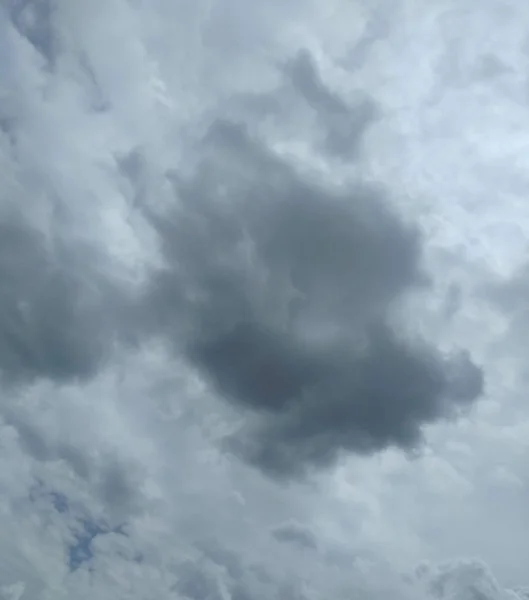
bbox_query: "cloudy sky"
[1,0,529,598]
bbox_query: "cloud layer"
[0,0,527,599]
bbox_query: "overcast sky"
[1,0,529,599]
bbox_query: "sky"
[0,0,529,598]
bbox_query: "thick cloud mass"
[0,217,102,383]
[146,120,483,477]
[0,212,136,385]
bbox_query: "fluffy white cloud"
[1,0,528,598]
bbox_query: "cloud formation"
[145,119,483,477]
[0,213,131,385]
[0,0,527,598]
[282,50,379,159]
[0,13,483,482]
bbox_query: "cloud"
[144,119,483,477]
[415,559,527,600]
[8,0,55,65]
[0,212,139,386]
[282,49,379,159]
[271,520,319,550]
[483,263,529,354]
[0,0,527,598]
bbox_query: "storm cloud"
[144,119,483,477]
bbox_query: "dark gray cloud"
[271,521,318,550]
[0,213,137,385]
[0,217,101,382]
[143,119,484,478]
[226,327,482,477]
